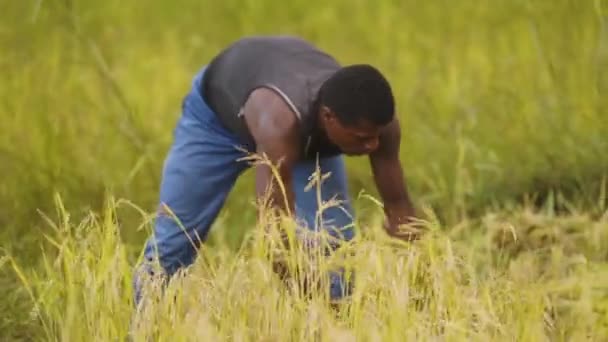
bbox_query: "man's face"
[320,106,384,156]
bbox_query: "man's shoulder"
[242,87,303,160]
[243,87,301,138]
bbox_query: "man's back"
[202,35,341,147]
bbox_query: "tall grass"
[1,0,608,339]
[7,193,608,341]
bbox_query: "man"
[133,35,419,305]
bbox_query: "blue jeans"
[133,66,355,305]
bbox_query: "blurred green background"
[1,0,607,338]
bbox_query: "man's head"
[317,64,395,156]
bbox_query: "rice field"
[1,0,607,340]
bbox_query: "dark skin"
[242,87,420,242]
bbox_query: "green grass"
[1,0,608,340]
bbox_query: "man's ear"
[321,105,335,122]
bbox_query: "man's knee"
[328,268,354,301]
[318,197,356,240]
[143,215,203,276]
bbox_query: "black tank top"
[202,35,343,159]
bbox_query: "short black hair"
[318,64,395,126]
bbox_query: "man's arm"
[241,88,302,281]
[241,88,301,218]
[369,118,419,241]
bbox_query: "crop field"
[1,0,607,340]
